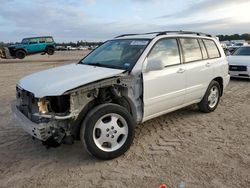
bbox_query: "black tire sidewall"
[47,47,54,55]
[15,50,26,59]
[80,104,135,160]
[203,81,221,112]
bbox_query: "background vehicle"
[55,45,67,51]
[66,46,78,50]
[8,36,55,59]
[228,45,250,78]
[77,46,88,50]
[12,31,230,159]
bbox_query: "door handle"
[177,68,185,73]
[206,62,211,67]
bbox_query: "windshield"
[21,39,29,44]
[80,39,150,70]
[233,47,250,56]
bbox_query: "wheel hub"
[93,113,128,152]
[208,86,219,108]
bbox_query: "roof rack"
[115,30,212,38]
[115,32,160,38]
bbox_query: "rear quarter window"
[180,38,202,62]
[46,37,54,43]
[203,39,220,58]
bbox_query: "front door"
[142,38,186,121]
[26,38,40,53]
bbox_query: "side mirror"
[146,58,165,72]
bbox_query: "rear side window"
[148,38,180,67]
[180,38,202,62]
[198,39,208,59]
[39,38,46,43]
[203,39,220,58]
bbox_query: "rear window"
[180,38,202,62]
[203,39,220,58]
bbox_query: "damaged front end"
[12,73,143,147]
[12,87,74,146]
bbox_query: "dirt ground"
[0,51,249,188]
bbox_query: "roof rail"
[115,30,212,38]
[115,32,159,38]
[156,31,212,37]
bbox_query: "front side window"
[148,38,180,67]
[180,38,202,62]
[203,39,220,58]
[21,39,29,44]
[80,39,149,70]
[233,47,250,56]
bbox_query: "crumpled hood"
[18,64,125,98]
[228,55,250,66]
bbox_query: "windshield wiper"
[87,62,102,67]
[84,62,125,70]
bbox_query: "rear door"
[180,38,215,103]
[37,38,48,52]
[143,38,186,120]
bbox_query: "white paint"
[18,64,124,98]
[141,35,229,121]
[228,55,250,78]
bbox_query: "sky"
[0,0,250,42]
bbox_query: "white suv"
[12,31,230,159]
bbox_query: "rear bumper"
[11,102,49,141]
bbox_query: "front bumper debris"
[11,102,50,141]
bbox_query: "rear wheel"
[47,47,55,55]
[15,50,26,59]
[80,103,135,160]
[198,80,221,113]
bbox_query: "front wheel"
[198,80,221,113]
[80,104,135,160]
[15,50,26,59]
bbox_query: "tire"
[47,47,55,55]
[15,50,26,59]
[198,80,221,113]
[80,103,135,160]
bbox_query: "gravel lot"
[0,51,249,188]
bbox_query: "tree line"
[56,41,103,47]
[217,33,250,41]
